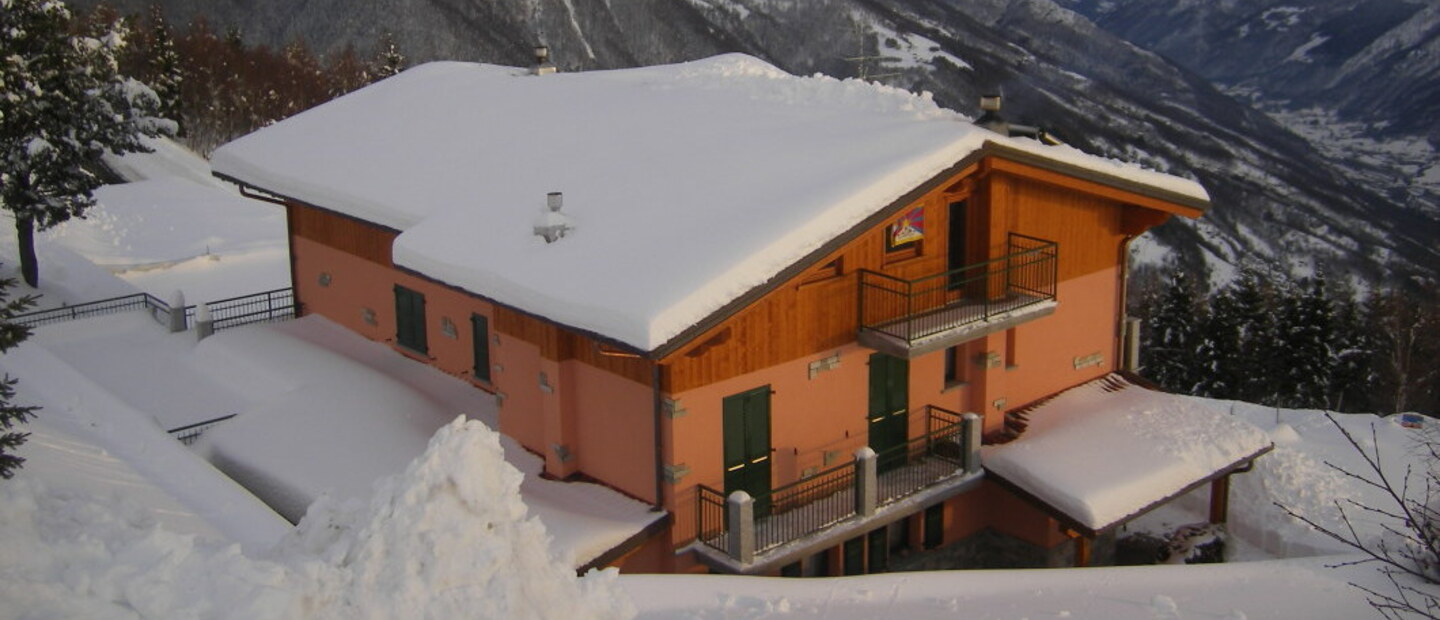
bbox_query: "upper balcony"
[857,234,1058,358]
[691,406,984,574]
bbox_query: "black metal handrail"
[9,292,173,328]
[876,414,967,505]
[167,413,238,446]
[858,233,1057,346]
[695,405,976,558]
[696,484,729,554]
[753,460,858,553]
[11,287,295,332]
[188,287,296,331]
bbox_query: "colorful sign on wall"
[888,207,924,249]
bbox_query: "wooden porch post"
[1209,473,1231,524]
[1064,529,1092,568]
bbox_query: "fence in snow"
[8,287,296,334]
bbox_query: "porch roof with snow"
[982,375,1273,537]
[211,54,1209,354]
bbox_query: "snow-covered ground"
[0,135,1432,618]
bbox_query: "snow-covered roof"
[982,376,1272,535]
[212,54,1209,352]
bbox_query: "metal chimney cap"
[980,94,1002,112]
[546,191,563,212]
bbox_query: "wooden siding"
[662,179,966,393]
[661,157,1160,394]
[997,171,1126,281]
[288,202,395,266]
[493,305,655,385]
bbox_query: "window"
[943,345,964,387]
[394,285,427,354]
[471,313,491,382]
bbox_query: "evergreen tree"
[372,30,407,80]
[1228,268,1280,403]
[1366,285,1440,415]
[143,4,184,134]
[1195,285,1243,398]
[0,270,37,480]
[1325,281,1371,412]
[0,0,173,287]
[1193,267,1282,401]
[1274,276,1337,408]
[1141,269,1205,393]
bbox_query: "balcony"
[858,234,1058,358]
[691,407,985,574]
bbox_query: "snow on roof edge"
[211,55,1211,352]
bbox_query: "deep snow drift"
[0,417,634,619]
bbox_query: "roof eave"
[986,441,1275,539]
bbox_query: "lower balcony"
[858,234,1058,359]
[690,406,985,574]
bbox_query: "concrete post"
[167,290,187,333]
[726,490,755,564]
[962,413,983,475]
[855,446,878,517]
[195,303,214,341]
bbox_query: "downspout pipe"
[651,363,666,512]
[1116,235,1136,372]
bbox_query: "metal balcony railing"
[858,234,1057,349]
[10,287,297,333]
[695,406,983,564]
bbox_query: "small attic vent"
[532,45,557,76]
[533,192,573,243]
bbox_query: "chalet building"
[212,53,1269,575]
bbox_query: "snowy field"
[0,139,1432,618]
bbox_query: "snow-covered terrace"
[210,54,1208,355]
[9,311,664,570]
[983,375,1273,551]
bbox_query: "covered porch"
[982,374,1274,567]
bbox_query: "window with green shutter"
[471,313,491,382]
[394,285,427,354]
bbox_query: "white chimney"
[976,93,1008,135]
[532,45,557,76]
[533,191,573,243]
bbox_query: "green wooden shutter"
[394,285,427,354]
[471,313,490,382]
